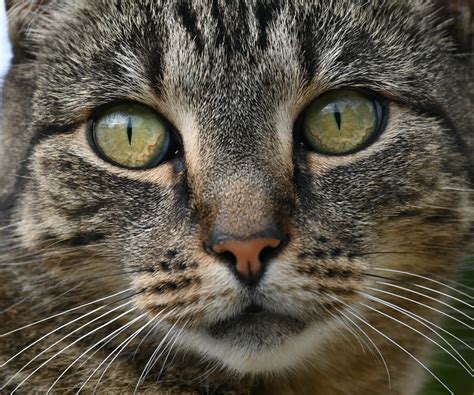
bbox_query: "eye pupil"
[127,117,133,145]
[334,104,342,130]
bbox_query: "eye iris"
[93,103,170,168]
[303,90,379,154]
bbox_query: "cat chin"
[175,320,336,374]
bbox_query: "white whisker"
[8,302,137,393]
[0,287,134,337]
[360,293,472,375]
[0,297,29,315]
[46,312,148,394]
[345,308,454,394]
[411,283,473,309]
[372,268,473,299]
[441,187,474,192]
[366,289,472,351]
[157,319,190,381]
[329,312,369,355]
[0,295,133,368]
[91,314,149,394]
[368,286,472,330]
[132,319,162,360]
[134,319,180,394]
[330,296,391,388]
[376,282,472,322]
[0,223,19,231]
[87,309,175,394]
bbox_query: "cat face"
[3,0,472,376]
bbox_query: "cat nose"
[212,237,282,285]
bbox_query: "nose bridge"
[204,173,289,286]
[204,175,288,242]
[184,91,295,244]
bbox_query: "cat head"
[2,0,472,374]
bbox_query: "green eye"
[302,90,383,155]
[92,103,171,169]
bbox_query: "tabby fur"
[0,1,472,394]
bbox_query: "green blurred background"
[419,264,473,395]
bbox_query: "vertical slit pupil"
[334,104,341,130]
[127,117,133,145]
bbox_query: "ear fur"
[5,0,51,60]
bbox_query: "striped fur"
[0,1,472,394]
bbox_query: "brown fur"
[0,0,472,394]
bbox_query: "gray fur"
[0,1,472,394]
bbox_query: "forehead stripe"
[176,1,204,54]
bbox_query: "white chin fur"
[175,320,337,375]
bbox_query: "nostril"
[207,236,286,286]
[216,250,236,266]
[212,238,281,262]
[259,245,281,265]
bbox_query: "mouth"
[207,304,308,350]
[178,303,329,374]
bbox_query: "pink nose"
[212,237,281,283]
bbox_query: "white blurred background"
[1,0,12,80]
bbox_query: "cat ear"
[433,0,472,52]
[5,0,51,59]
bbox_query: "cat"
[0,0,472,394]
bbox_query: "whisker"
[91,314,150,394]
[352,250,447,258]
[8,303,138,393]
[75,269,150,282]
[1,299,117,368]
[344,308,454,394]
[0,284,78,314]
[189,354,223,384]
[441,187,474,192]
[410,283,473,310]
[46,312,150,394]
[329,312,369,355]
[420,267,474,293]
[338,310,392,390]
[368,290,472,351]
[132,319,162,360]
[156,318,190,382]
[363,273,412,283]
[0,238,73,261]
[359,293,472,375]
[134,319,180,393]
[368,286,472,330]
[0,223,19,231]
[0,291,141,368]
[376,282,472,322]
[0,287,135,337]
[407,204,472,213]
[372,268,473,299]
[32,282,86,316]
[330,296,391,388]
[92,308,176,394]
[78,308,176,394]
[0,297,30,315]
